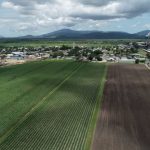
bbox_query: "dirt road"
[92,64,150,150]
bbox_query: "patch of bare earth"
[92,64,150,150]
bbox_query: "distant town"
[0,40,150,68]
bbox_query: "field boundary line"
[84,64,108,150]
[0,63,84,145]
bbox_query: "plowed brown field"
[92,64,150,150]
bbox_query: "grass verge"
[84,63,108,150]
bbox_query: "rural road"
[92,64,150,150]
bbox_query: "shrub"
[96,56,103,61]
[135,59,140,64]
[88,55,94,61]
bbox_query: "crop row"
[0,60,80,136]
[0,62,106,150]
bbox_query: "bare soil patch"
[92,64,150,150]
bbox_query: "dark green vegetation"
[0,60,79,136]
[0,60,106,149]
[0,38,146,48]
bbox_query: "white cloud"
[144,24,150,29]
[2,0,150,21]
[1,1,14,8]
[1,0,150,36]
[1,1,21,10]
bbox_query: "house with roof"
[7,52,26,60]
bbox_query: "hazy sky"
[0,0,150,37]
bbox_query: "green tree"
[96,56,103,61]
[88,55,94,61]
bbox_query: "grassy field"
[0,60,106,149]
[0,39,140,48]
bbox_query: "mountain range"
[3,29,150,39]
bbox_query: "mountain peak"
[6,29,149,39]
[57,29,74,32]
[136,30,150,36]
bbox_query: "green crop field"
[0,60,106,150]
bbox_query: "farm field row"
[0,60,81,136]
[0,60,107,149]
[92,64,150,150]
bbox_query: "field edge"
[84,63,108,150]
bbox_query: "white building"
[8,52,26,60]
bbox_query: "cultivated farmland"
[0,60,106,149]
[92,64,150,150]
